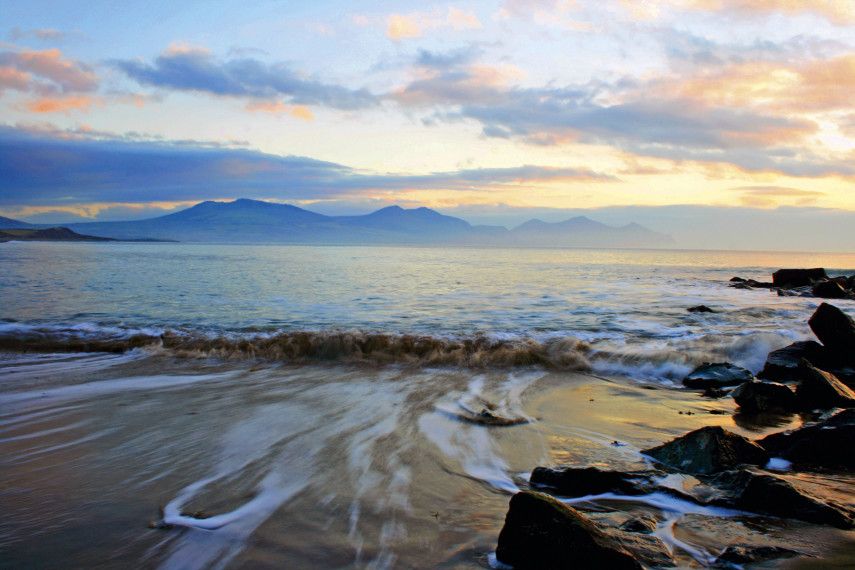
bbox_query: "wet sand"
[1,353,852,568]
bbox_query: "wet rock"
[759,409,855,470]
[714,545,802,566]
[687,305,716,313]
[495,491,643,569]
[757,340,829,383]
[772,268,828,288]
[702,387,729,399]
[642,426,769,475]
[812,280,848,299]
[731,380,797,413]
[729,276,747,283]
[618,515,658,534]
[711,469,855,529]
[809,303,855,365]
[530,466,655,497]
[682,363,754,390]
[795,360,855,409]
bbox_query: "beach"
[2,243,855,568]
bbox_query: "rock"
[603,528,675,568]
[772,268,828,288]
[530,466,654,497]
[687,305,715,313]
[731,380,797,413]
[795,360,855,409]
[730,276,747,282]
[495,491,643,569]
[682,363,754,389]
[812,280,848,299]
[642,426,769,475]
[757,340,830,383]
[711,469,855,529]
[759,409,855,469]
[618,515,658,534]
[714,545,802,565]
[702,387,729,399]
[809,303,855,364]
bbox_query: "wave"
[0,323,592,370]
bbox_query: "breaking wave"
[0,323,592,370]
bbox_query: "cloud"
[384,7,481,42]
[0,48,98,95]
[682,0,855,25]
[115,45,377,110]
[8,27,83,42]
[730,184,827,207]
[25,95,102,114]
[245,100,315,120]
[0,124,614,212]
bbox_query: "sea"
[2,242,855,569]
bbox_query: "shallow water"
[2,243,855,568]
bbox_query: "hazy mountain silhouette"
[1,198,673,247]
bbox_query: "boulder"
[714,545,802,566]
[809,303,855,364]
[812,280,848,299]
[757,341,829,383]
[682,363,754,389]
[687,305,715,313]
[711,469,855,529]
[731,380,797,413]
[495,491,643,569]
[759,409,855,470]
[795,360,855,409]
[642,426,769,475]
[530,466,654,497]
[772,268,828,288]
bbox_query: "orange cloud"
[386,7,481,41]
[7,48,98,93]
[0,65,31,90]
[387,14,421,41]
[245,100,315,120]
[26,95,101,114]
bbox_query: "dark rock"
[795,360,855,409]
[687,305,716,313]
[702,387,728,399]
[759,409,855,469]
[812,280,848,299]
[619,515,658,534]
[730,276,747,282]
[530,466,654,497]
[731,380,797,413]
[809,303,855,364]
[711,469,855,529]
[773,268,828,288]
[495,491,643,569]
[714,545,802,565]
[757,341,830,382]
[642,426,769,475]
[682,363,754,389]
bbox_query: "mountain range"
[0,198,674,247]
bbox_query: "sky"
[2,1,855,250]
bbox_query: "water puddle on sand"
[1,353,852,568]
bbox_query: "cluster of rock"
[682,301,855,413]
[730,267,855,300]
[494,298,855,568]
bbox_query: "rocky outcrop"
[495,491,643,569]
[642,426,769,475]
[714,545,802,566]
[731,380,797,413]
[795,360,855,409]
[682,363,754,389]
[809,303,855,364]
[759,409,855,470]
[772,268,828,288]
[530,466,657,497]
[710,469,855,529]
[757,340,829,383]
